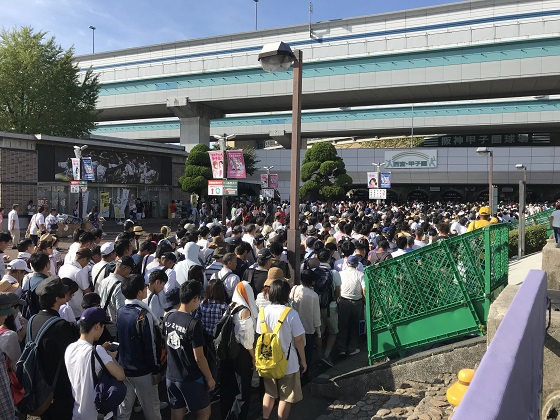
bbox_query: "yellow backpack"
[255,306,292,379]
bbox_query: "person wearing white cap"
[92,242,116,294]
[0,258,31,295]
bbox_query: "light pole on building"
[476,147,494,216]
[213,133,236,226]
[73,145,88,225]
[89,26,96,53]
[254,0,259,30]
[259,41,302,282]
[516,164,527,259]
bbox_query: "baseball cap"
[100,242,115,256]
[35,276,69,297]
[257,248,273,260]
[347,255,361,267]
[0,295,16,316]
[7,259,31,273]
[479,206,491,216]
[225,237,241,246]
[117,256,136,271]
[80,307,113,325]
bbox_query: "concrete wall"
[542,239,560,289]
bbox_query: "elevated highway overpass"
[94,98,560,143]
[77,0,560,149]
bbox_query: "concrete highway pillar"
[167,97,223,152]
[269,130,307,149]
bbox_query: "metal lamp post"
[476,147,494,216]
[372,162,386,206]
[253,0,259,30]
[263,165,274,213]
[259,41,302,282]
[73,145,88,226]
[89,26,96,53]
[213,134,236,226]
[516,164,527,259]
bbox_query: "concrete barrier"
[542,238,560,289]
[453,269,547,420]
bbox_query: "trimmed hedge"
[508,224,548,257]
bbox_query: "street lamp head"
[258,42,295,73]
[515,164,526,170]
[89,25,96,30]
[476,146,491,155]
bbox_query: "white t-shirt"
[29,213,45,235]
[7,209,19,230]
[256,304,305,375]
[64,242,80,265]
[59,303,76,324]
[58,261,90,317]
[64,340,113,420]
[551,210,560,228]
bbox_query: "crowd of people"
[0,198,555,420]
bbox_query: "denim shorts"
[166,377,210,412]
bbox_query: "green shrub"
[508,224,548,257]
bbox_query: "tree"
[300,142,352,201]
[0,27,100,138]
[178,144,260,195]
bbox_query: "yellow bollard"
[446,369,476,406]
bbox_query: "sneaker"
[348,349,361,356]
[321,356,334,367]
[159,401,168,410]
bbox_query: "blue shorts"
[166,377,210,412]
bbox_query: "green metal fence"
[509,209,553,237]
[364,224,510,363]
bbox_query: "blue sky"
[2,0,462,56]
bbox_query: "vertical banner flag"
[269,174,279,189]
[380,172,391,189]
[71,158,81,180]
[100,192,110,217]
[226,151,246,179]
[208,151,224,179]
[82,157,95,181]
[367,172,379,188]
[260,174,269,188]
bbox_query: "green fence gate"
[364,224,509,363]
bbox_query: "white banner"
[384,150,438,169]
[369,189,387,200]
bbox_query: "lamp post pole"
[516,164,527,259]
[254,0,258,30]
[213,133,236,226]
[89,26,96,53]
[489,150,494,216]
[287,49,303,283]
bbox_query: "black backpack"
[20,275,45,320]
[313,267,335,310]
[16,315,64,416]
[213,303,245,361]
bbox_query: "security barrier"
[364,224,509,363]
[509,208,553,237]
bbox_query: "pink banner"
[269,174,279,189]
[226,150,246,179]
[260,174,269,188]
[208,151,224,179]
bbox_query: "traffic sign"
[208,180,238,196]
[369,188,387,200]
[262,189,275,198]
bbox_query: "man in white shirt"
[550,203,560,247]
[45,209,58,234]
[64,307,125,419]
[58,248,92,318]
[336,255,365,358]
[92,242,116,293]
[212,253,240,299]
[26,205,47,246]
[8,204,20,248]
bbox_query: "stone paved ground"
[317,373,456,420]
